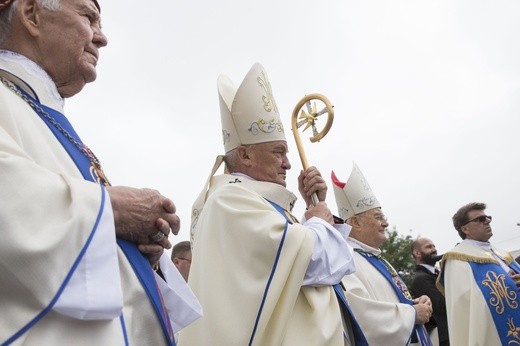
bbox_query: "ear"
[236,145,253,167]
[172,258,181,267]
[348,215,361,228]
[19,0,41,37]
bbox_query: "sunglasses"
[465,215,492,225]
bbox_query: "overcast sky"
[67,0,520,255]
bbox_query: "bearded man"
[411,237,449,346]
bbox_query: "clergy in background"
[437,202,520,345]
[332,163,433,345]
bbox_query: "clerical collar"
[464,239,511,273]
[0,50,64,109]
[419,263,436,274]
[231,172,254,180]
[224,173,298,212]
[465,238,491,251]
[347,237,382,256]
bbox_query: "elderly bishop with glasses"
[437,202,520,345]
[331,163,433,345]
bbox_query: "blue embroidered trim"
[119,314,129,346]
[333,284,369,346]
[3,84,174,345]
[357,250,431,345]
[248,200,289,346]
[469,262,520,345]
[3,186,105,345]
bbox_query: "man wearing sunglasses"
[437,202,520,345]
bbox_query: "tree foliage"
[380,226,415,287]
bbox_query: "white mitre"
[219,62,286,152]
[331,162,381,221]
[191,63,286,242]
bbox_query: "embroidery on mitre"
[222,129,231,144]
[257,71,278,113]
[356,197,376,209]
[361,177,371,191]
[339,207,350,217]
[248,118,284,135]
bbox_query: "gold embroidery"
[482,271,518,314]
[248,118,284,135]
[507,317,520,344]
[257,71,279,114]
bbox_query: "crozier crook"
[291,93,334,206]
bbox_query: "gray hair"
[0,0,60,45]
[223,148,239,172]
[224,144,256,172]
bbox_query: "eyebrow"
[272,144,288,151]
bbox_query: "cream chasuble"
[341,238,420,345]
[0,53,189,345]
[438,239,520,346]
[179,174,347,345]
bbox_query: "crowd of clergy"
[2,1,520,345]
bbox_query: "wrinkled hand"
[138,244,164,268]
[298,166,327,207]
[413,295,433,324]
[304,201,334,225]
[107,186,180,249]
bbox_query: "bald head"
[411,237,438,265]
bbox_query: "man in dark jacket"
[411,237,449,346]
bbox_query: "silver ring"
[150,231,165,242]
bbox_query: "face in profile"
[244,141,291,187]
[462,210,493,242]
[34,0,107,97]
[416,238,438,266]
[356,207,389,249]
[173,252,192,282]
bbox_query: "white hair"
[0,0,61,45]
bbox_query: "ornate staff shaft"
[291,93,334,206]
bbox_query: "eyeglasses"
[465,215,492,225]
[177,257,192,263]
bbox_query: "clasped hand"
[107,186,180,266]
[413,295,433,324]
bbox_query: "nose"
[282,155,291,170]
[93,27,108,48]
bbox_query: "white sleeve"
[157,254,203,333]
[53,191,123,320]
[301,217,356,286]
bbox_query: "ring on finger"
[150,231,165,242]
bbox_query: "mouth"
[85,49,99,64]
